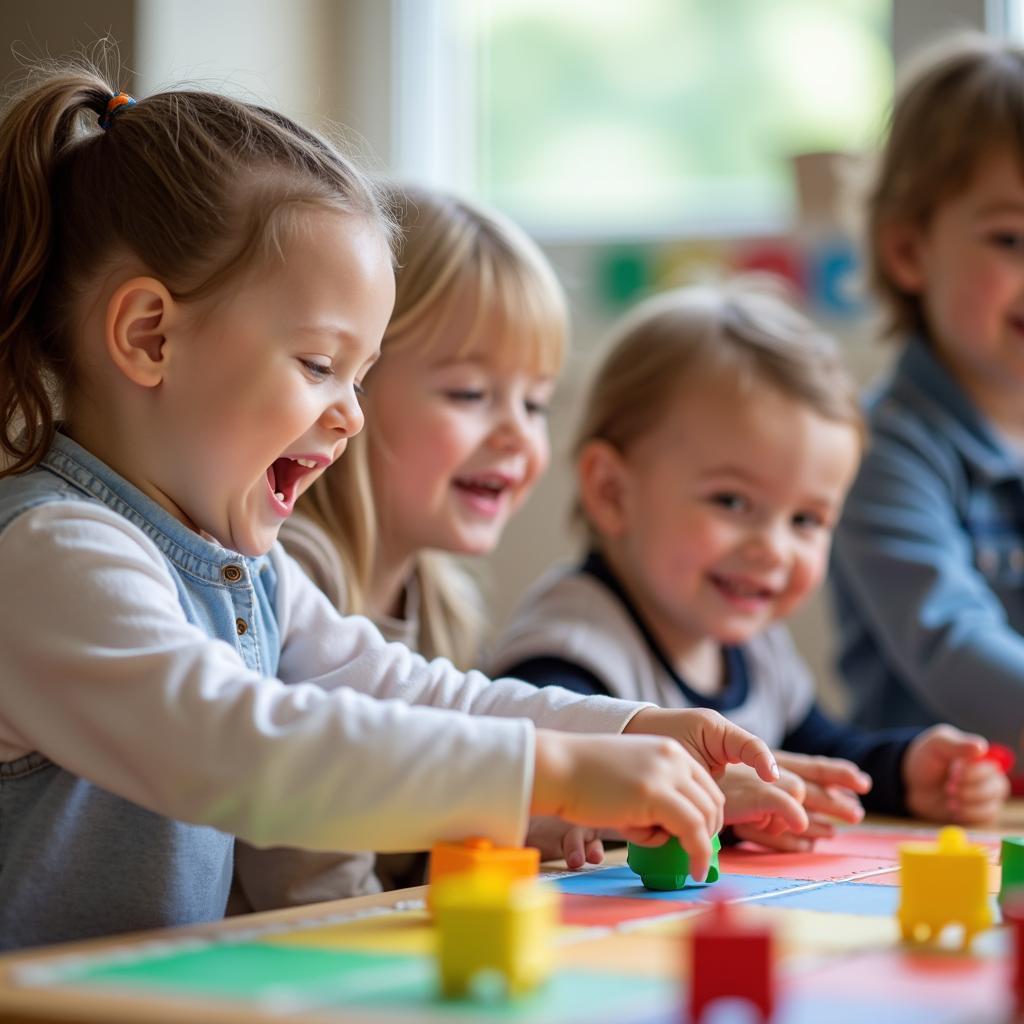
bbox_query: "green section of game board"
[344,967,675,1020]
[60,942,427,1002]
[56,940,675,1020]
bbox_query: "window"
[397,0,892,238]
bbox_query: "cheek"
[647,510,720,571]
[784,547,828,604]
[375,407,463,478]
[948,260,1013,321]
[525,428,551,481]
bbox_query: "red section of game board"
[720,847,895,880]
[559,894,696,927]
[798,947,1011,1009]
[812,828,1000,860]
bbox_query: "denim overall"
[0,432,280,949]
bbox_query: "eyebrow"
[973,200,1024,218]
[697,464,762,483]
[293,324,357,341]
[429,354,554,380]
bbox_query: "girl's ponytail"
[0,70,113,475]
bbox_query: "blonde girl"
[290,184,563,667]
[0,66,777,949]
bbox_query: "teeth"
[291,458,317,469]
[275,492,285,501]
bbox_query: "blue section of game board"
[764,882,1002,918]
[553,867,805,902]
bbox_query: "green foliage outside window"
[462,0,891,233]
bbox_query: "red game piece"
[1001,893,1024,1019]
[688,895,775,1023]
[976,743,1015,774]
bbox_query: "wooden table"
[1,808,1021,1024]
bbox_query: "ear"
[578,440,632,540]
[877,220,926,294]
[104,277,179,388]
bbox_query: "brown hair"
[296,184,567,667]
[869,32,1024,337]
[573,279,862,538]
[0,63,394,476]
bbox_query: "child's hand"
[622,707,779,782]
[775,750,870,836]
[525,816,605,870]
[903,725,1010,825]
[719,763,812,852]
[532,729,724,881]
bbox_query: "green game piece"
[626,833,721,891]
[1000,837,1024,904]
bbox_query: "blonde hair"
[297,185,567,667]
[573,280,862,541]
[869,32,1024,337]
[0,61,394,477]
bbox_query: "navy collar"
[580,549,750,711]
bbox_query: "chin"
[231,529,278,558]
[712,621,763,646]
[443,529,501,556]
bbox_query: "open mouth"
[452,473,518,517]
[453,474,512,500]
[709,573,776,604]
[266,456,319,514]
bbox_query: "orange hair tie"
[98,92,136,131]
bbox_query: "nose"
[742,519,790,569]
[320,385,364,439]
[488,396,535,452]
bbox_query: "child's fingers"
[562,828,589,870]
[621,825,670,846]
[949,769,1011,806]
[773,767,807,803]
[657,795,714,881]
[675,709,780,782]
[778,752,872,794]
[733,822,813,853]
[760,785,810,834]
[623,709,777,783]
[585,836,605,865]
[953,759,1006,787]
[802,782,866,824]
[801,813,838,840]
[728,733,780,783]
[674,749,726,835]
[949,792,1005,825]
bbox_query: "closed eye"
[300,358,334,381]
[445,389,486,403]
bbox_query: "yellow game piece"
[433,870,558,999]
[428,837,539,910]
[897,826,993,949]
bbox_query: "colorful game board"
[8,825,1015,1023]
